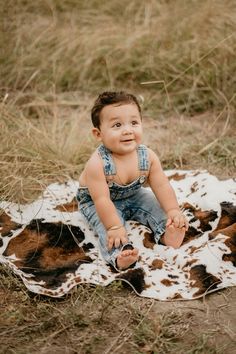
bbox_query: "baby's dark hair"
[91,91,142,129]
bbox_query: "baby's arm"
[147,150,188,245]
[84,153,127,250]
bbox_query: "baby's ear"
[92,128,102,141]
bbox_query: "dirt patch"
[151,288,236,353]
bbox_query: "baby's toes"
[121,250,131,257]
[132,248,139,256]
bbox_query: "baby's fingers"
[179,216,188,230]
[173,216,181,228]
[184,219,189,230]
[121,235,128,245]
[166,218,172,227]
[107,236,115,250]
[114,237,121,248]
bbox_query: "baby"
[77,91,188,271]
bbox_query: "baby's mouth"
[121,139,134,142]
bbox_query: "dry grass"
[1,95,235,203]
[0,0,236,353]
[0,264,231,354]
[1,0,236,113]
[0,93,96,202]
[142,111,236,178]
[1,0,236,203]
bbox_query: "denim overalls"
[77,144,167,269]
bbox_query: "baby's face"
[93,103,143,155]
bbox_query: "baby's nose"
[122,125,133,134]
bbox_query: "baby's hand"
[166,209,189,230]
[107,226,128,250]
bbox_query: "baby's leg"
[87,206,138,270]
[126,188,167,244]
[126,189,185,248]
[162,225,185,249]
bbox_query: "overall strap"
[98,144,116,176]
[137,144,149,171]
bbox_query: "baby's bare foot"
[163,224,185,248]
[116,248,139,270]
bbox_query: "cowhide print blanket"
[0,170,236,300]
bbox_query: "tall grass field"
[0,1,236,353]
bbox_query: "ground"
[1,1,236,351]
[1,112,235,354]
[1,264,235,353]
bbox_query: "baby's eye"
[131,120,139,126]
[112,122,121,128]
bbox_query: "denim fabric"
[77,144,167,269]
[97,144,149,176]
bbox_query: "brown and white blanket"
[0,170,236,300]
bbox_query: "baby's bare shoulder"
[85,151,104,175]
[147,147,160,163]
[79,150,106,186]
